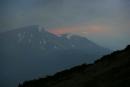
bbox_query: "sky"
[0,0,130,50]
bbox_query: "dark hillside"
[19,45,130,87]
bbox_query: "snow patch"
[54,46,58,49]
[18,33,21,37]
[72,44,75,47]
[28,39,31,43]
[30,33,33,38]
[23,32,26,35]
[18,33,24,42]
[38,26,43,32]
[40,40,42,45]
[63,34,73,39]
[43,40,47,44]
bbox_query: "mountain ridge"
[0,25,110,87]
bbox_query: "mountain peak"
[19,25,45,32]
[0,25,111,87]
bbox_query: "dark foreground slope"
[19,45,130,87]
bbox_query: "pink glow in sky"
[48,24,108,35]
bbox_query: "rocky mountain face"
[0,25,110,87]
[19,45,130,87]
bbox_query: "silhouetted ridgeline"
[19,45,130,87]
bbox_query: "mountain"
[19,45,130,87]
[0,25,110,87]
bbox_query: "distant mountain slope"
[0,25,110,87]
[19,45,130,87]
